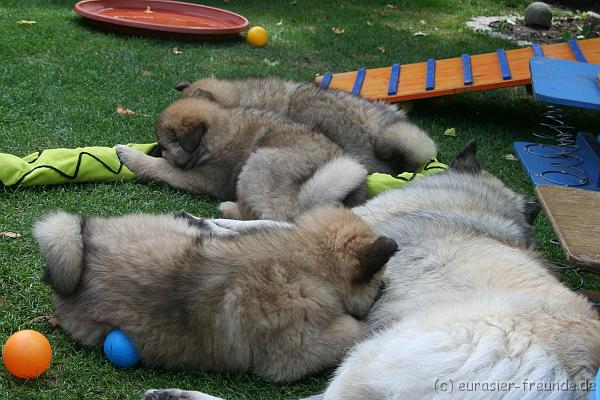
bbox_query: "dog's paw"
[116,145,150,177]
[143,389,222,400]
[219,201,242,219]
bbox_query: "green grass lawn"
[1,0,599,398]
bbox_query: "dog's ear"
[450,139,482,174]
[175,80,192,92]
[177,123,206,153]
[356,236,398,283]
[523,197,540,225]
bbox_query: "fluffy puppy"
[117,97,367,220]
[145,141,600,400]
[173,76,437,174]
[33,206,398,383]
[322,140,600,400]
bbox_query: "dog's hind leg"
[173,211,240,237]
[143,389,224,400]
[211,218,294,233]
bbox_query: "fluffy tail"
[32,211,84,295]
[374,121,437,171]
[298,156,367,209]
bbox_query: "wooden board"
[317,38,600,102]
[535,185,600,272]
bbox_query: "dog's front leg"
[116,145,223,196]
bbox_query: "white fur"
[322,172,600,400]
[298,156,367,209]
[32,211,84,294]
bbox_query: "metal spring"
[535,108,598,303]
[526,105,589,186]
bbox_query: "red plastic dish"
[74,0,249,40]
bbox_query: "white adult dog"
[144,140,600,400]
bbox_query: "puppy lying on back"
[173,76,437,174]
[117,97,367,220]
[33,206,398,383]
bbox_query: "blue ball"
[103,329,140,368]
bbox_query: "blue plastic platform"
[514,132,600,191]
[530,57,600,111]
[514,56,600,191]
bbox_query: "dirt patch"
[467,10,597,45]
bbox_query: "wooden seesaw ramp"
[316,38,600,102]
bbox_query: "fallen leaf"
[413,31,428,36]
[263,58,280,67]
[443,128,456,137]
[276,19,283,26]
[366,20,374,26]
[386,4,397,10]
[331,27,345,34]
[116,105,136,116]
[30,315,60,327]
[504,154,518,161]
[17,20,36,24]
[419,19,426,25]
[377,46,386,53]
[379,10,386,17]
[0,231,21,238]
[172,47,183,55]
[141,69,151,76]
[144,6,153,14]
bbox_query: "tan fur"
[176,76,437,174]
[34,206,398,382]
[117,97,367,220]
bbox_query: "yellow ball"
[247,26,269,47]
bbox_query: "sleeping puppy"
[117,97,367,220]
[141,141,600,400]
[172,76,437,174]
[33,206,398,383]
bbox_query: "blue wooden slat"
[567,39,588,63]
[461,54,473,86]
[532,43,544,57]
[425,58,435,91]
[496,48,512,80]
[388,63,400,96]
[320,71,332,89]
[352,67,366,96]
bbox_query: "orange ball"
[246,26,269,47]
[2,330,52,378]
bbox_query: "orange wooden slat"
[317,38,600,102]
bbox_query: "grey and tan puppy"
[173,76,437,175]
[117,97,367,220]
[142,141,600,400]
[33,206,398,383]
